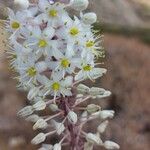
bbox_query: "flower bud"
[82,12,97,24]
[68,111,78,124]
[80,111,88,122]
[91,68,107,80]
[31,133,46,145]
[14,0,29,10]
[84,142,93,150]
[77,84,90,94]
[104,141,120,149]
[17,106,33,117]
[36,61,47,73]
[70,0,89,11]
[27,87,39,100]
[49,104,59,112]
[51,120,65,135]
[97,120,109,133]
[96,91,111,99]
[89,87,105,96]
[26,114,40,123]
[33,119,48,130]
[53,143,61,150]
[32,101,46,111]
[39,144,53,150]
[99,110,115,119]
[86,104,101,114]
[86,133,102,145]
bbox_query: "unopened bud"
[68,111,78,124]
[104,141,120,149]
[32,101,46,111]
[53,143,61,150]
[14,0,29,10]
[70,0,89,11]
[18,106,33,117]
[99,110,115,119]
[77,84,90,94]
[33,119,48,130]
[89,87,105,96]
[82,12,97,24]
[86,104,101,114]
[26,114,40,123]
[49,104,59,112]
[86,133,102,145]
[31,133,46,145]
[97,120,109,133]
[52,120,65,135]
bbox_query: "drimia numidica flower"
[5,0,120,149]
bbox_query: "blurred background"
[0,0,150,150]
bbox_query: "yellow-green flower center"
[61,59,70,68]
[27,67,37,77]
[11,21,20,29]
[69,27,79,36]
[52,82,60,91]
[86,41,94,48]
[83,65,92,71]
[49,9,58,17]
[38,39,47,48]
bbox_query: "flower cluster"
[5,0,119,149]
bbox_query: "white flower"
[38,75,72,99]
[47,50,80,78]
[75,65,107,81]
[31,133,46,145]
[62,16,84,44]
[38,1,66,26]
[104,141,120,149]
[70,0,89,11]
[67,111,78,124]
[82,12,97,25]
[24,26,60,58]
[14,0,30,10]
[6,8,33,39]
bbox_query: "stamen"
[52,82,60,91]
[27,67,37,77]
[69,27,79,36]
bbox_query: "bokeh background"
[0,0,150,150]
